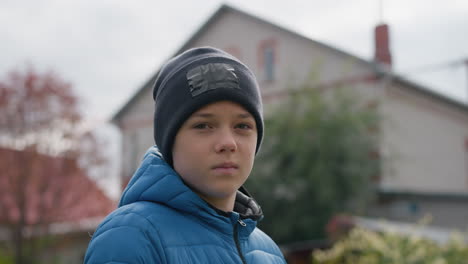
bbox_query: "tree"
[246,77,380,244]
[0,67,106,264]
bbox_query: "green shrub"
[312,227,468,264]
[0,251,13,264]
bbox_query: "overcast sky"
[1,0,467,124]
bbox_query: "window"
[263,46,275,81]
[257,38,278,82]
[465,137,468,188]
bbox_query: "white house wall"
[190,10,376,97]
[381,83,468,193]
[119,86,154,178]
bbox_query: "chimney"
[374,23,392,68]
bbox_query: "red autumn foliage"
[0,67,113,263]
[0,68,80,135]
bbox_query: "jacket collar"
[119,146,263,235]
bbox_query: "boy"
[84,47,286,263]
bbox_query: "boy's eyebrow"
[191,112,253,119]
[192,113,214,118]
[237,113,253,119]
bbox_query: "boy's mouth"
[211,162,239,173]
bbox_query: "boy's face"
[172,101,257,207]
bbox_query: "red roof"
[0,147,116,227]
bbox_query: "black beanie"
[153,47,264,166]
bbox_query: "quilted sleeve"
[84,212,166,264]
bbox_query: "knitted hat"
[153,47,264,166]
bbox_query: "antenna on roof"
[378,0,384,23]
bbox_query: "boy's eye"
[236,123,253,130]
[193,123,210,129]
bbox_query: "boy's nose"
[214,130,237,153]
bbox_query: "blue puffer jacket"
[84,146,286,263]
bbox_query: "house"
[0,147,115,264]
[111,2,468,249]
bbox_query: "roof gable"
[111,4,467,123]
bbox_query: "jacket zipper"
[234,219,247,264]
